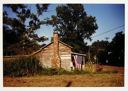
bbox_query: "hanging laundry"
[77,56,83,64]
[73,55,83,69]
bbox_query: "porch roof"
[71,52,86,56]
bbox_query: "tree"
[3,4,49,55]
[90,40,109,64]
[50,4,98,53]
[90,31,124,66]
[107,31,124,66]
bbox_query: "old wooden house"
[31,31,86,71]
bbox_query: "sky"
[84,4,124,45]
[4,4,125,45]
[35,4,124,45]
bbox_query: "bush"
[41,68,58,75]
[4,57,71,76]
[4,57,98,76]
[84,62,96,73]
[3,57,43,77]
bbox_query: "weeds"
[3,57,43,77]
[3,57,119,77]
[3,57,71,76]
[84,62,97,73]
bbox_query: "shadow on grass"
[65,81,72,87]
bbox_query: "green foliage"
[92,40,109,49]
[4,56,119,76]
[50,4,98,53]
[90,40,109,64]
[3,57,43,76]
[4,57,90,76]
[3,4,49,55]
[97,51,108,64]
[90,31,124,67]
[40,68,70,75]
[107,31,124,66]
[3,57,72,76]
[40,68,91,75]
[3,39,41,55]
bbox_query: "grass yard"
[3,65,124,87]
[4,74,124,87]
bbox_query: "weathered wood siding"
[34,44,53,68]
[34,42,72,71]
[4,42,73,71]
[59,43,72,71]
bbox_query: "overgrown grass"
[4,74,124,87]
[3,57,43,77]
[40,68,71,75]
[3,57,119,77]
[84,62,97,73]
[3,56,92,77]
[84,62,119,74]
[3,57,73,76]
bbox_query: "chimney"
[52,31,61,69]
